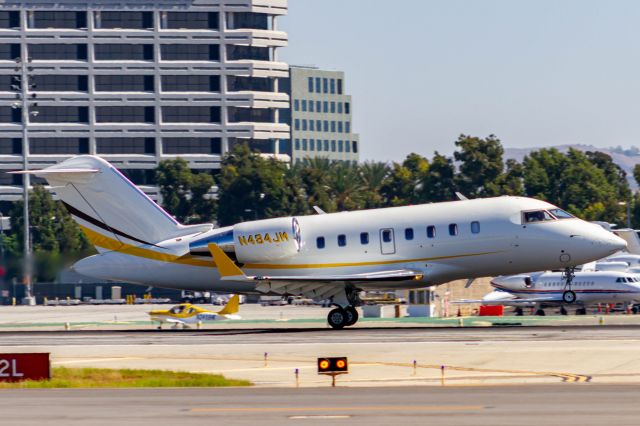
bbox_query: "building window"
[29,44,87,60]
[338,122,343,133]
[295,139,300,150]
[316,120,321,131]
[227,76,272,92]
[315,77,321,93]
[345,102,351,114]
[471,221,480,234]
[352,141,358,153]
[163,75,220,92]
[161,44,219,61]
[229,12,269,30]
[309,101,314,112]
[308,77,314,92]
[0,138,22,154]
[316,236,325,249]
[301,139,307,150]
[227,107,272,123]
[301,100,307,112]
[322,78,328,93]
[96,106,154,123]
[360,232,369,245]
[337,79,343,94]
[405,228,414,240]
[427,226,436,238]
[162,106,220,123]
[331,140,336,152]
[324,140,329,151]
[302,120,307,131]
[345,141,351,153]
[119,169,156,185]
[323,121,328,132]
[309,120,315,131]
[330,102,335,113]
[338,140,343,152]
[449,223,458,236]
[34,75,88,92]
[323,101,328,113]
[331,121,336,132]
[345,122,351,133]
[163,137,221,154]
[226,45,268,61]
[30,138,89,154]
[309,139,315,150]
[0,12,20,29]
[294,119,300,130]
[338,102,343,114]
[0,44,20,61]
[316,101,321,111]
[95,75,153,92]
[338,234,346,247]
[293,100,299,111]
[330,78,335,94]
[33,11,86,29]
[95,44,152,61]
[97,137,155,154]
[97,11,153,29]
[32,106,88,123]
[166,12,218,30]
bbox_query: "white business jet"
[477,271,640,316]
[13,156,626,329]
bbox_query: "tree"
[155,158,217,224]
[8,185,92,282]
[328,162,365,211]
[381,153,429,206]
[453,134,505,197]
[358,162,389,209]
[216,143,291,225]
[420,151,457,202]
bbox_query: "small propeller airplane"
[12,155,627,329]
[149,294,241,329]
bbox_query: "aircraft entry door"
[379,228,396,255]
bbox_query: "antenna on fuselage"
[455,192,469,201]
[313,206,327,215]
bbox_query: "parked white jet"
[14,156,626,328]
[473,271,640,315]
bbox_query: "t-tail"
[11,155,212,252]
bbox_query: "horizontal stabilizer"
[9,168,99,175]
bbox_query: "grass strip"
[0,367,251,389]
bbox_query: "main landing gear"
[562,267,577,304]
[326,286,362,329]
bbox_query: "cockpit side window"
[523,210,555,224]
[549,208,574,219]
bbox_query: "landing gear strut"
[562,267,577,304]
[326,286,362,329]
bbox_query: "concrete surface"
[2,385,640,426]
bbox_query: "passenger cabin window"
[426,226,436,239]
[549,208,574,219]
[405,228,414,240]
[471,221,480,234]
[316,236,325,249]
[360,232,369,245]
[448,224,458,236]
[523,210,555,223]
[382,230,392,243]
[338,234,346,247]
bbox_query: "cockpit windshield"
[523,210,555,223]
[170,305,186,314]
[548,208,574,219]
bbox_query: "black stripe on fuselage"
[62,201,158,247]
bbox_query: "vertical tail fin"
[217,295,240,316]
[12,155,211,251]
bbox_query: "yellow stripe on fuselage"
[80,225,502,270]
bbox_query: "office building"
[285,66,359,163]
[0,0,290,205]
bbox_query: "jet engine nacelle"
[233,217,301,263]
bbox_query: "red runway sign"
[0,353,50,382]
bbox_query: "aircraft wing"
[208,244,423,301]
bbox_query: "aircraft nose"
[601,233,627,254]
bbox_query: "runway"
[4,326,640,387]
[3,384,640,426]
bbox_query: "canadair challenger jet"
[13,156,626,329]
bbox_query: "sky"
[279,0,640,162]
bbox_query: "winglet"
[217,294,240,316]
[208,243,246,279]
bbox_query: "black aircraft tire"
[344,306,359,326]
[535,309,546,316]
[562,290,577,304]
[327,308,347,329]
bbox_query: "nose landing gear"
[562,267,577,304]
